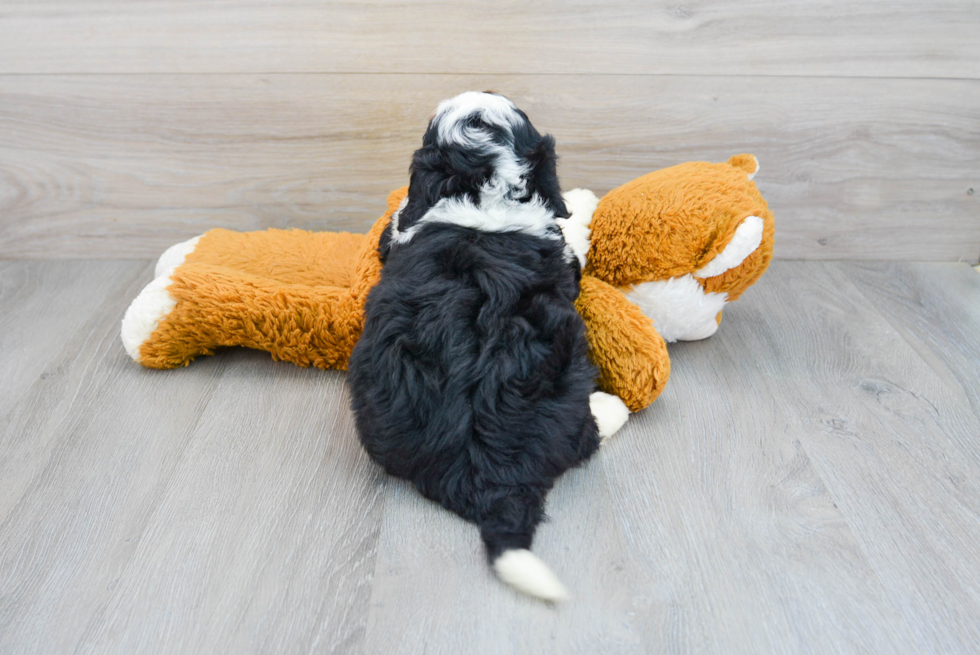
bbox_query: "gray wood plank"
[0,1,975,78]
[2,74,977,261]
[0,260,155,520]
[715,261,980,653]
[0,258,386,652]
[842,262,980,415]
[0,270,231,653]
[0,263,394,652]
[0,260,144,416]
[73,357,384,655]
[4,260,980,653]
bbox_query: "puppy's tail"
[480,493,569,602]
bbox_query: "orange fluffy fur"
[129,156,773,413]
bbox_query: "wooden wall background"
[0,1,977,262]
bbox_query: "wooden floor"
[1,259,978,654]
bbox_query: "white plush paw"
[694,215,764,279]
[120,272,177,362]
[557,188,599,268]
[155,235,202,278]
[590,391,630,443]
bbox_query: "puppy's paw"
[590,391,630,444]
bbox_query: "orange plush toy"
[564,153,774,410]
[122,154,773,413]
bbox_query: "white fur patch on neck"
[391,195,561,246]
[626,274,727,343]
[694,215,764,279]
[557,188,599,268]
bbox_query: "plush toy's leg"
[122,263,360,369]
[590,391,630,445]
[577,276,670,413]
[155,228,369,287]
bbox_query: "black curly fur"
[348,93,600,567]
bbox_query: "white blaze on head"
[433,92,522,146]
[394,92,563,247]
[431,92,528,195]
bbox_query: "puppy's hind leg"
[590,391,630,445]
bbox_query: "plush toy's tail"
[480,493,569,602]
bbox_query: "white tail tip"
[493,549,569,602]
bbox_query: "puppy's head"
[396,92,568,235]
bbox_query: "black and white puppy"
[347,92,629,601]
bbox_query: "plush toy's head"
[586,154,774,295]
[575,155,775,342]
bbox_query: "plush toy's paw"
[155,235,202,278]
[557,188,599,268]
[121,271,179,363]
[590,391,630,444]
[693,216,764,279]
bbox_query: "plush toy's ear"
[576,275,670,412]
[727,154,760,180]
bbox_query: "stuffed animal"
[565,153,774,410]
[121,154,773,412]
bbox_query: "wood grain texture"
[0,1,976,78]
[2,74,977,261]
[0,276,232,653]
[0,260,143,417]
[74,358,385,655]
[0,261,153,521]
[0,302,385,653]
[3,260,979,653]
[842,262,980,415]
[725,262,980,653]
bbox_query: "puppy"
[347,92,628,601]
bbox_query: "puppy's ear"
[399,143,446,233]
[524,134,569,218]
[378,221,393,263]
[402,122,497,231]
